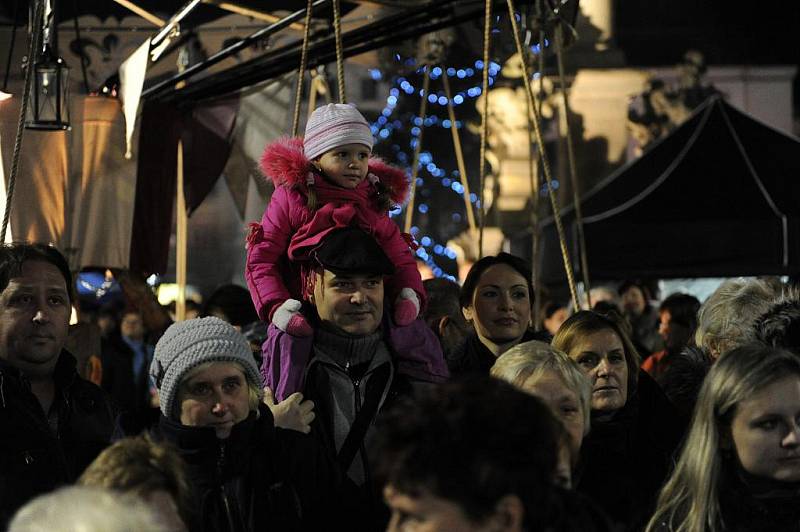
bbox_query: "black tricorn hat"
[312,226,395,276]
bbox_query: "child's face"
[315,143,370,189]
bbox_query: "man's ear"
[462,306,474,323]
[437,316,450,338]
[487,494,525,532]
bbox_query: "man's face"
[0,260,70,377]
[120,312,144,341]
[312,269,384,336]
[384,485,521,532]
[659,310,692,352]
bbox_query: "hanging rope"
[291,0,314,136]
[403,67,431,234]
[531,28,546,329]
[2,0,45,243]
[72,0,90,94]
[555,23,591,306]
[526,84,542,329]
[477,0,493,258]
[506,0,579,310]
[332,0,346,104]
[2,0,20,92]
[441,72,477,235]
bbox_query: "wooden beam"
[203,1,305,31]
[111,0,165,26]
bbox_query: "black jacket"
[303,338,423,532]
[153,405,342,532]
[100,335,158,434]
[717,465,800,532]
[448,329,550,377]
[576,371,686,531]
[0,351,118,526]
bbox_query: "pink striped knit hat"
[303,103,374,160]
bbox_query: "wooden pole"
[175,140,187,322]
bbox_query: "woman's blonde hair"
[646,344,800,532]
[491,340,591,436]
[551,310,640,400]
[9,486,167,532]
[180,361,262,412]
[79,435,191,525]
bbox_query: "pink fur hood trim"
[260,136,410,206]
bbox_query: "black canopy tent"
[538,95,800,286]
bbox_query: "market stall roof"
[539,95,800,284]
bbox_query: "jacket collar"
[0,350,77,408]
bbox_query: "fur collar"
[260,136,409,206]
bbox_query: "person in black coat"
[374,376,613,532]
[0,243,118,527]
[149,316,342,532]
[450,253,549,376]
[553,310,685,530]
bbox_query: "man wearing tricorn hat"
[262,225,446,528]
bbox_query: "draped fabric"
[129,97,239,274]
[0,97,68,248]
[0,95,135,270]
[66,96,137,269]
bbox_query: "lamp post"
[25,0,70,130]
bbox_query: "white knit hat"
[303,103,374,160]
[150,317,262,420]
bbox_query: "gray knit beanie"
[150,316,262,420]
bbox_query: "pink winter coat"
[246,137,425,321]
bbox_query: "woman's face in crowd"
[567,329,628,414]
[522,370,585,461]
[543,307,569,336]
[730,375,800,482]
[178,362,250,439]
[463,264,531,346]
[621,286,646,316]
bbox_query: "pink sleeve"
[245,187,305,321]
[373,215,427,310]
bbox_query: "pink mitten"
[272,299,313,337]
[394,288,420,326]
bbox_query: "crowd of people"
[2,101,800,532]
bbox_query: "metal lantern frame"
[25,0,70,130]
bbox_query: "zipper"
[345,360,362,416]
[218,442,237,532]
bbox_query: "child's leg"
[387,318,450,383]
[262,324,315,401]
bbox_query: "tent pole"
[176,140,187,322]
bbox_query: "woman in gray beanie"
[149,317,341,532]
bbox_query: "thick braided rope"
[477,0,492,258]
[332,0,346,104]
[404,67,431,234]
[555,23,592,305]
[442,71,477,235]
[506,0,579,310]
[2,0,44,243]
[291,0,314,137]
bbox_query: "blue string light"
[366,60,507,277]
